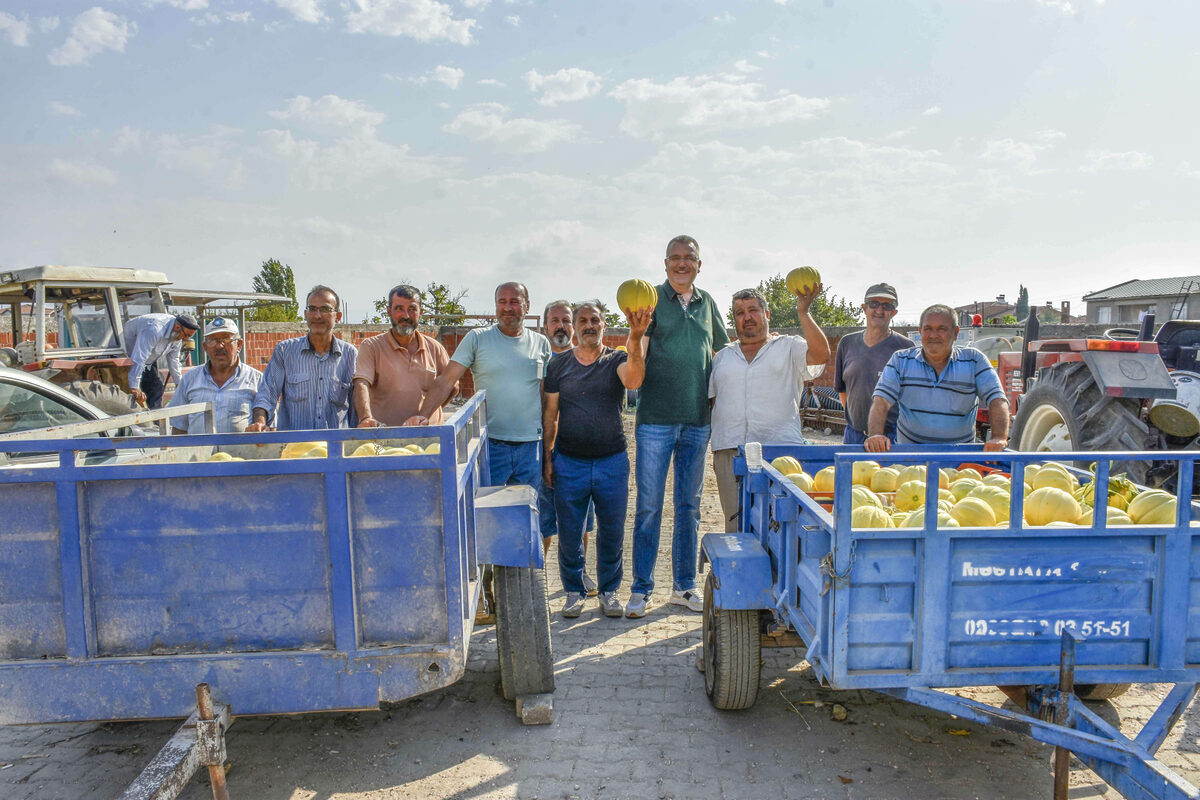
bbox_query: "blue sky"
[2,0,1197,324]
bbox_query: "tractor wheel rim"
[1021,405,1073,452]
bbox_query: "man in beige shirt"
[354,284,453,427]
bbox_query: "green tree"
[726,273,863,329]
[363,281,469,326]
[604,312,623,328]
[1000,314,1018,324]
[249,258,300,322]
[1015,285,1029,320]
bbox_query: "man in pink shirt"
[354,284,454,427]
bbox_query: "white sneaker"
[562,592,587,618]
[625,592,649,619]
[598,592,623,618]
[582,572,598,597]
[669,589,704,613]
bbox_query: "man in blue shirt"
[248,285,358,431]
[122,312,199,408]
[168,317,263,434]
[866,304,1009,452]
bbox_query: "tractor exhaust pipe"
[1021,306,1039,384]
[1139,312,1156,341]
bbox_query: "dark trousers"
[140,365,165,409]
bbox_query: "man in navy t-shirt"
[542,300,651,619]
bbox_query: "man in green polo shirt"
[625,234,730,618]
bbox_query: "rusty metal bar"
[196,684,230,800]
[117,685,232,800]
[1054,631,1078,800]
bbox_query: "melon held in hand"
[616,279,659,315]
[785,266,821,296]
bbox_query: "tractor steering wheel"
[1103,328,1140,341]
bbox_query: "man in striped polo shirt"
[865,304,1010,452]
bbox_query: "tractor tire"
[494,565,555,701]
[1011,361,1149,484]
[702,572,762,710]
[62,380,140,418]
[1074,683,1132,701]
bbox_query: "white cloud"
[49,8,137,66]
[524,67,602,106]
[713,12,735,23]
[980,129,1064,172]
[462,0,490,7]
[1036,0,1076,15]
[258,128,454,188]
[38,17,60,33]
[477,78,505,87]
[226,11,252,23]
[145,0,209,9]
[923,105,941,116]
[48,101,82,116]
[647,141,795,173]
[271,0,326,24]
[405,64,464,88]
[48,158,117,185]
[346,0,476,45]
[111,125,246,187]
[443,103,581,152]
[1080,150,1153,173]
[504,14,519,26]
[0,12,31,46]
[1178,162,1200,179]
[268,94,385,137]
[609,72,830,139]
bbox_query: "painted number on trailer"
[960,561,1080,579]
[964,618,1131,638]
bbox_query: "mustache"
[580,328,599,336]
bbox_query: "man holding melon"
[865,304,1010,452]
[622,235,730,618]
[542,300,650,618]
[709,281,830,532]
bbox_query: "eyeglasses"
[666,254,699,264]
[305,305,337,315]
[866,300,896,311]
[205,337,239,348]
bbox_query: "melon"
[851,485,883,509]
[852,460,881,486]
[208,452,234,462]
[1032,467,1074,493]
[1024,487,1081,527]
[901,507,959,528]
[851,505,893,529]
[897,465,926,486]
[956,467,983,482]
[350,443,381,457]
[813,466,837,492]
[1077,506,1133,526]
[789,471,815,492]
[949,478,981,502]
[281,441,324,459]
[982,473,1011,488]
[1127,490,1177,525]
[967,484,1012,522]
[895,480,927,512]
[424,442,441,455]
[785,266,821,296]
[616,278,658,315]
[770,456,803,476]
[951,496,997,527]
[870,467,900,493]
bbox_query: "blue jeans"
[552,451,628,595]
[538,483,594,539]
[632,423,710,596]
[487,439,542,491]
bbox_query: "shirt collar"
[302,335,347,355]
[660,281,699,301]
[387,329,427,352]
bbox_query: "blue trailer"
[0,392,553,794]
[701,444,1200,800]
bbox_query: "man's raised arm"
[408,361,469,425]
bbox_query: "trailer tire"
[494,565,555,701]
[1011,361,1149,484]
[62,380,139,418]
[1074,683,1132,701]
[702,573,761,710]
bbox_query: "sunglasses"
[866,300,896,311]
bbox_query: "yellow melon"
[1024,487,1081,526]
[770,456,803,476]
[813,466,837,492]
[967,484,1012,523]
[1127,490,1177,525]
[208,452,234,462]
[350,443,382,457]
[281,441,324,459]
[982,473,1011,488]
[897,465,926,486]
[789,471,815,492]
[1032,467,1073,493]
[616,278,658,315]
[851,505,893,529]
[949,478,981,501]
[956,467,983,482]
[785,265,821,296]
[901,507,960,528]
[950,497,997,528]
[424,442,441,455]
[895,480,927,512]
[852,460,881,486]
[851,485,883,509]
[870,467,900,493]
[1077,506,1133,526]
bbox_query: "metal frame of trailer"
[700,444,1200,800]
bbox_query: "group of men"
[133,234,1011,622]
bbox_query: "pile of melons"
[208,440,442,461]
[768,457,1175,529]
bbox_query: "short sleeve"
[832,338,847,392]
[354,338,378,385]
[873,352,903,403]
[451,329,479,369]
[544,353,563,394]
[972,350,1005,404]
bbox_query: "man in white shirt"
[709,286,830,532]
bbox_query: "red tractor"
[1002,309,1200,487]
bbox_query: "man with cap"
[833,283,914,445]
[168,317,264,434]
[122,312,200,409]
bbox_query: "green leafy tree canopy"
[364,281,469,326]
[249,258,300,322]
[726,273,863,329]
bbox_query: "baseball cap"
[204,316,240,338]
[175,313,201,331]
[864,283,898,303]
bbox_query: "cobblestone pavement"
[3,429,1200,799]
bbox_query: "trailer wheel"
[1011,361,1149,483]
[702,573,761,710]
[494,565,555,701]
[1074,683,1132,701]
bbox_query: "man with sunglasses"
[168,317,262,434]
[248,285,358,431]
[833,283,913,445]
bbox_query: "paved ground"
[3,425,1200,799]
